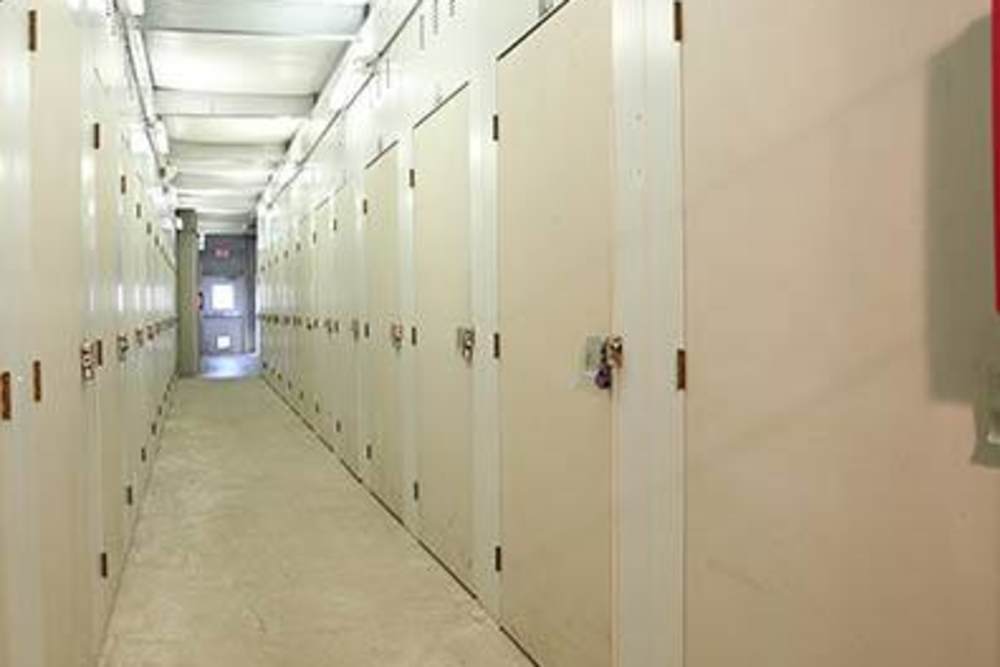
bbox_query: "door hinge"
[120,174,127,195]
[99,552,109,579]
[32,360,42,403]
[92,122,101,150]
[673,1,684,43]
[413,481,420,501]
[362,199,369,215]
[494,545,503,572]
[493,332,501,360]
[1,372,11,421]
[126,485,134,507]
[676,348,687,391]
[141,447,147,463]
[411,326,418,347]
[28,10,38,53]
[365,443,373,460]
[492,114,500,142]
[408,168,416,188]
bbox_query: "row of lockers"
[257,1,615,665]
[0,2,179,665]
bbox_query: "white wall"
[683,2,1000,665]
[258,1,685,665]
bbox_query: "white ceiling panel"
[147,31,346,95]
[165,116,303,145]
[144,0,367,38]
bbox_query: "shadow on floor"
[200,354,261,380]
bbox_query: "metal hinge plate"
[494,546,503,572]
[28,10,37,52]
[673,1,683,42]
[1,372,11,421]
[676,348,687,391]
[32,361,42,403]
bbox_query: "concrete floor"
[199,353,261,379]
[100,378,531,667]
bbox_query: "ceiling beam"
[172,172,270,190]
[142,1,368,39]
[170,141,287,163]
[155,89,315,117]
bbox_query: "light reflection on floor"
[199,354,261,380]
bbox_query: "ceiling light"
[127,0,145,16]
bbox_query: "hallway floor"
[100,378,530,667]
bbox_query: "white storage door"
[497,0,615,664]
[413,86,475,588]
[364,146,404,516]
[334,187,362,473]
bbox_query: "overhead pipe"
[262,0,422,210]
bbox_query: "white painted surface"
[257,1,687,665]
[683,2,1000,666]
[413,86,475,589]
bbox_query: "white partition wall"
[0,2,180,664]
[681,2,1000,666]
[257,1,686,666]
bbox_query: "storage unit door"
[0,1,33,661]
[334,188,362,473]
[413,86,475,588]
[29,2,97,663]
[497,0,615,664]
[364,148,404,515]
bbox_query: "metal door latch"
[390,322,406,350]
[350,319,361,341]
[117,334,130,362]
[81,343,96,382]
[586,335,624,391]
[324,318,333,334]
[456,327,476,363]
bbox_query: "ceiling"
[138,0,369,235]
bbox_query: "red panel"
[994,0,1000,310]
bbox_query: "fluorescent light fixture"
[128,0,145,16]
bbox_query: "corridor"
[99,378,529,667]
